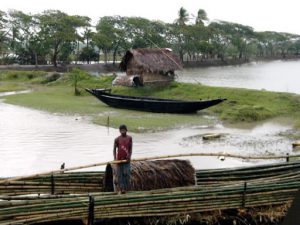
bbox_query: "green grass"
[0,70,47,81]
[1,70,300,132]
[111,82,300,123]
[0,82,28,92]
[4,85,212,132]
[0,70,50,92]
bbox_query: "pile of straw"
[103,160,195,191]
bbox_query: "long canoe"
[85,88,226,113]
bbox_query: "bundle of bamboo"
[0,176,296,224]
[0,161,300,224]
[196,160,300,184]
[0,172,104,196]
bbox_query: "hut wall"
[103,160,195,192]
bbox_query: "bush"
[0,71,46,80]
[43,73,61,83]
[67,68,92,95]
[227,105,273,122]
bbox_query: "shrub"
[67,68,92,95]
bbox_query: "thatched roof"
[119,48,183,73]
[103,159,195,192]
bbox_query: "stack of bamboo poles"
[2,161,298,197]
[196,161,300,185]
[0,161,300,224]
[0,171,104,196]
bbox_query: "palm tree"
[82,28,94,64]
[196,9,208,25]
[175,7,189,26]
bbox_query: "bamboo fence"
[0,160,299,224]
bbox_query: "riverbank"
[0,63,119,73]
[1,56,299,74]
[183,56,300,68]
[0,70,300,132]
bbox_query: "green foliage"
[0,83,27,92]
[2,8,300,66]
[37,10,90,66]
[196,9,208,25]
[224,105,273,122]
[0,10,9,57]
[67,68,91,95]
[79,47,99,62]
[0,70,46,80]
[175,7,189,26]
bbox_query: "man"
[113,124,132,193]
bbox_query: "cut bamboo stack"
[0,161,299,224]
[0,171,104,196]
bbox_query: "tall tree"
[7,10,44,65]
[81,27,95,64]
[37,10,89,67]
[209,21,254,60]
[195,9,208,25]
[0,11,10,61]
[175,7,189,26]
[94,16,127,64]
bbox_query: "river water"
[0,99,294,177]
[178,60,300,94]
[1,60,300,177]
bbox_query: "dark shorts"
[113,162,131,191]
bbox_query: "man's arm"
[128,136,132,159]
[113,138,117,160]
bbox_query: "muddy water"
[177,60,300,94]
[0,96,295,177]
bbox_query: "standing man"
[113,124,132,194]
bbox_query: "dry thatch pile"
[103,159,195,192]
[119,48,182,74]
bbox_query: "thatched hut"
[119,48,182,86]
[103,159,195,192]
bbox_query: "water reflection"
[177,60,300,94]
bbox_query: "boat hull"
[86,88,226,113]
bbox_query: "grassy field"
[1,69,300,132]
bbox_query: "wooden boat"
[85,88,226,113]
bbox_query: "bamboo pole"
[1,152,300,184]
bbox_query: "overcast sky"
[2,0,300,34]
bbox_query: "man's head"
[119,124,127,136]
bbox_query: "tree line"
[1,7,300,67]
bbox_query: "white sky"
[2,0,300,34]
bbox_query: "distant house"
[118,48,182,86]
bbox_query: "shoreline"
[183,56,300,68]
[0,72,299,133]
[1,56,300,74]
